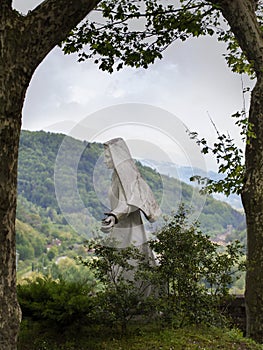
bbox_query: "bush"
[17,276,95,331]
[18,205,245,338]
[79,241,157,332]
[77,206,245,330]
[150,205,245,326]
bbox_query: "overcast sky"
[13,0,254,171]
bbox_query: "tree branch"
[23,0,101,66]
[208,0,263,75]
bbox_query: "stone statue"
[101,137,161,296]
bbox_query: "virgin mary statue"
[101,137,161,249]
[101,138,161,296]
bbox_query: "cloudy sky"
[13,0,254,171]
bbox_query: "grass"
[18,321,263,350]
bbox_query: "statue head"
[103,137,161,223]
[103,137,132,169]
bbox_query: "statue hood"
[104,137,161,222]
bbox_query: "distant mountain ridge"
[139,159,243,210]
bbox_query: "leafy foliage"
[18,207,245,349]
[218,29,256,77]
[76,206,245,330]
[15,194,88,281]
[16,219,46,261]
[17,276,96,330]
[78,239,156,332]
[61,0,261,77]
[188,112,256,196]
[18,130,245,241]
[16,130,246,287]
[62,0,221,72]
[50,256,96,284]
[18,131,64,209]
[18,130,104,215]
[150,205,245,326]
[215,0,263,77]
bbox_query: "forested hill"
[18,130,245,238]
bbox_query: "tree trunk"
[0,7,29,350]
[242,75,263,343]
[0,36,26,350]
[0,1,100,347]
[208,0,263,342]
[0,117,22,350]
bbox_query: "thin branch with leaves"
[187,108,255,196]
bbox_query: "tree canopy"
[62,0,259,76]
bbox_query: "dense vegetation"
[18,208,249,349]
[16,130,246,278]
[18,130,244,229]
[16,130,252,348]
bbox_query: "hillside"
[16,130,246,274]
[18,130,244,230]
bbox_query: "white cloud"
[20,14,254,170]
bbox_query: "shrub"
[19,205,245,337]
[79,240,157,332]
[150,205,245,326]
[17,276,95,331]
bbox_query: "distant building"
[46,238,62,251]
